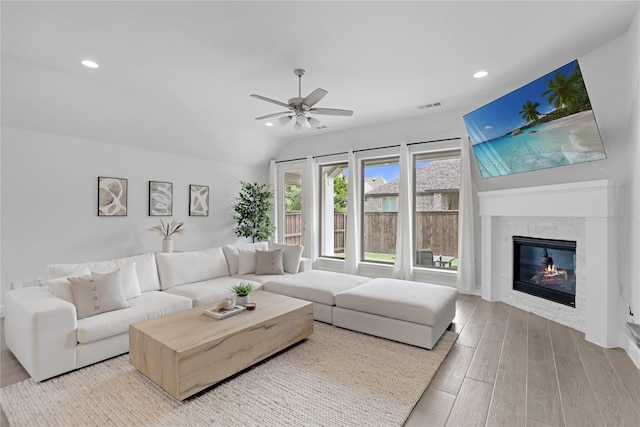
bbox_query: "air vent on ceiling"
[418,102,442,110]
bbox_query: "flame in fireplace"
[535,263,569,283]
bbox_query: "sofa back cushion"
[222,242,269,275]
[155,247,229,290]
[48,252,159,293]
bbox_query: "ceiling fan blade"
[302,88,327,108]
[278,115,293,126]
[309,108,353,116]
[250,94,291,109]
[254,111,291,120]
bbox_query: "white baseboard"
[621,331,640,369]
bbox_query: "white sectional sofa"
[4,242,457,382]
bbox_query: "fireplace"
[513,236,576,307]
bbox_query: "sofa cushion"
[263,270,371,306]
[155,247,229,290]
[48,253,160,293]
[68,270,130,319]
[76,291,192,344]
[270,243,304,274]
[47,262,141,302]
[46,267,91,304]
[163,276,263,307]
[237,248,258,275]
[334,278,458,326]
[222,242,269,275]
[255,249,284,275]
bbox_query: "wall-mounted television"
[463,59,606,179]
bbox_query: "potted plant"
[231,282,254,306]
[233,182,275,243]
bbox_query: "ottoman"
[263,270,371,323]
[333,278,458,349]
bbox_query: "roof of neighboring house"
[367,158,460,195]
[364,177,386,193]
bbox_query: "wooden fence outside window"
[284,211,458,257]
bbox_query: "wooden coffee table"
[129,291,313,400]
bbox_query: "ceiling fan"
[251,69,353,131]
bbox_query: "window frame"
[318,161,349,259]
[412,149,461,270]
[360,155,401,264]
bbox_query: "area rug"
[1,322,457,427]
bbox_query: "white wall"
[0,127,268,302]
[624,10,640,362]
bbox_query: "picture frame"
[149,181,173,216]
[98,177,128,216]
[189,184,209,216]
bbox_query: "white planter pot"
[162,237,173,253]
[236,295,251,306]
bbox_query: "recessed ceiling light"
[265,122,274,127]
[81,60,99,69]
[473,70,488,79]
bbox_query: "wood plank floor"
[2,295,640,426]
[405,294,640,426]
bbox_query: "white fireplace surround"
[479,180,619,348]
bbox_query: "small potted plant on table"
[232,282,254,306]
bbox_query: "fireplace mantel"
[478,180,619,348]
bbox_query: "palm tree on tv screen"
[520,100,542,123]
[543,69,580,110]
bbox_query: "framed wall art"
[189,184,209,216]
[149,181,173,216]
[98,177,128,216]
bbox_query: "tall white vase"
[162,237,173,253]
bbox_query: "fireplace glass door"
[513,236,576,307]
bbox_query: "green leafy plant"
[233,182,275,242]
[231,282,254,297]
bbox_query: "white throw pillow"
[46,267,92,304]
[68,270,130,319]
[237,248,258,275]
[255,249,285,275]
[116,261,142,300]
[270,243,304,274]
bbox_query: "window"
[413,151,460,269]
[362,157,400,263]
[284,170,303,246]
[319,163,348,258]
[381,196,397,212]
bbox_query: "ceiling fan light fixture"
[308,116,321,128]
[279,115,292,126]
[296,113,307,125]
[251,68,353,131]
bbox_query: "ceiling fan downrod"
[294,69,305,98]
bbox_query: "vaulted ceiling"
[2,1,638,167]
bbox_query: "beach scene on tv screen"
[463,60,606,179]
